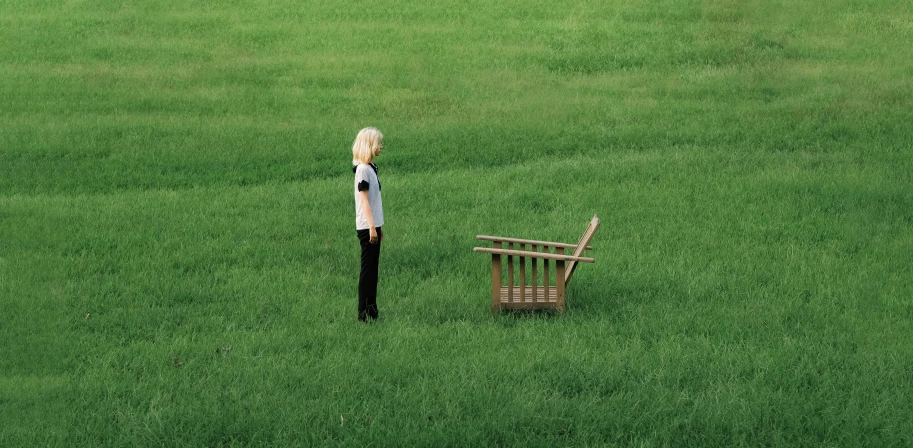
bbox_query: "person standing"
[352,127,384,322]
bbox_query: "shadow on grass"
[498,309,563,318]
[492,309,562,328]
[489,285,646,324]
[560,279,679,319]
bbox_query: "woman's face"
[374,142,383,157]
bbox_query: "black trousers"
[356,227,381,321]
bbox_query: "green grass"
[2,0,913,445]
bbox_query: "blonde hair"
[352,127,384,165]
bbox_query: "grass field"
[2,0,913,445]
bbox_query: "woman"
[352,127,384,322]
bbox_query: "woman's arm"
[359,190,378,244]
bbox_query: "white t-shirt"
[354,163,384,230]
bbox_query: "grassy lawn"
[2,0,912,445]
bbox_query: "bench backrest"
[565,215,600,285]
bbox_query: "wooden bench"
[474,215,599,312]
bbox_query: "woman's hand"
[369,227,378,244]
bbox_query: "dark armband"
[357,180,370,191]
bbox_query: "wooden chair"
[474,215,599,313]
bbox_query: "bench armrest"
[475,235,593,251]
[473,247,595,263]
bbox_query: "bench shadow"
[571,281,677,315]
[498,308,562,318]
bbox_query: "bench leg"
[556,259,566,312]
[491,242,502,314]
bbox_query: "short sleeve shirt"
[354,163,384,230]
